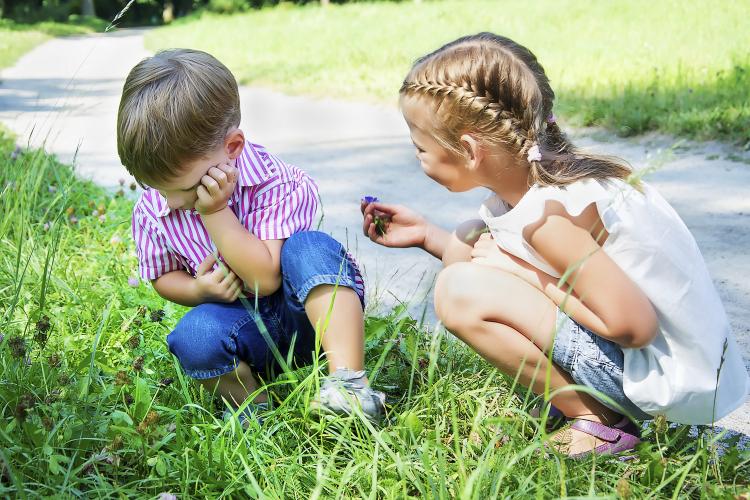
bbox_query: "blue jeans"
[166,231,364,380]
[551,310,652,421]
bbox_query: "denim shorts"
[166,231,364,380]
[551,310,651,421]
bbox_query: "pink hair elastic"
[527,144,542,162]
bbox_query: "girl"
[361,33,748,457]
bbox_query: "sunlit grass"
[146,0,750,143]
[0,129,747,496]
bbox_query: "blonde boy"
[117,49,384,422]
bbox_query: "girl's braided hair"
[400,33,633,187]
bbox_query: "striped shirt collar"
[153,141,274,217]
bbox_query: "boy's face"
[147,129,245,210]
[150,146,231,210]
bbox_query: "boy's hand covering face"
[195,162,239,215]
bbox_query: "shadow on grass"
[559,58,750,144]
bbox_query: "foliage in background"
[0,0,408,25]
[0,130,748,496]
[146,0,750,144]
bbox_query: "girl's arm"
[524,201,658,348]
[361,201,483,265]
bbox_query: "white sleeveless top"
[478,178,748,424]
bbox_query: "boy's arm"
[195,163,283,296]
[152,270,204,307]
[201,208,284,296]
[152,254,245,306]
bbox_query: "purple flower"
[128,276,140,287]
[361,196,379,204]
[48,185,57,193]
[43,222,50,231]
[91,209,100,217]
[98,214,107,223]
[158,493,177,500]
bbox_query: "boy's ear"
[224,128,245,160]
[459,134,484,170]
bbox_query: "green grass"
[145,0,750,144]
[0,17,107,70]
[0,130,748,497]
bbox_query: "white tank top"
[478,178,748,424]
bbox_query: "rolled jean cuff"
[183,363,240,380]
[295,274,363,309]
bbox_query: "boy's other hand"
[196,162,239,215]
[361,201,427,248]
[192,254,244,303]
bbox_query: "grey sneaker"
[222,402,267,429]
[313,368,385,421]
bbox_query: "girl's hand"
[191,254,244,303]
[471,233,529,276]
[361,200,428,248]
[195,162,238,215]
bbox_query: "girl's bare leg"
[434,262,621,454]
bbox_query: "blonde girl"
[361,33,747,457]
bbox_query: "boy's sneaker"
[312,368,385,421]
[222,402,267,429]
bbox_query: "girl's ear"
[459,134,484,170]
[224,128,245,160]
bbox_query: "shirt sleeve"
[131,207,183,280]
[241,166,320,240]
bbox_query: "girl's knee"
[434,263,485,331]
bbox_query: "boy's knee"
[167,307,238,377]
[282,231,336,265]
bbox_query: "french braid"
[400,33,633,187]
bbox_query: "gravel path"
[1,29,747,435]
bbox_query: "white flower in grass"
[110,235,123,246]
[128,276,140,287]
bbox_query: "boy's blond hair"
[117,49,241,186]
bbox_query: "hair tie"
[527,144,542,162]
[547,113,556,124]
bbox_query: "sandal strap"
[570,419,632,443]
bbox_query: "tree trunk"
[320,0,330,6]
[82,0,96,17]
[162,1,174,23]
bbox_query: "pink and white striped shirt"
[132,141,364,300]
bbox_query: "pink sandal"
[566,417,641,459]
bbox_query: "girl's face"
[400,96,480,192]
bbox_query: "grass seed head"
[8,336,27,358]
[132,356,144,372]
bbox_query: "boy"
[117,49,384,422]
